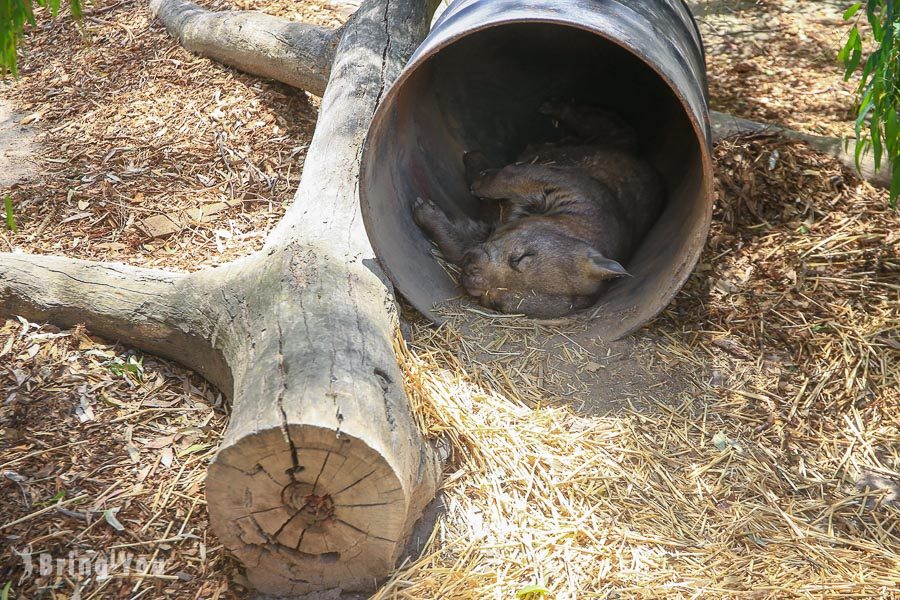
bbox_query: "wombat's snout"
[461,269,486,296]
[461,249,489,296]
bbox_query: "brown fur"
[413,104,663,317]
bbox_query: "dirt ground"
[694,0,860,138]
[0,103,37,188]
[1,1,898,599]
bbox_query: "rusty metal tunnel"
[360,0,714,340]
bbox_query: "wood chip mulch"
[697,0,859,138]
[0,0,319,270]
[1,321,243,598]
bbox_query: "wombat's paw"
[412,196,442,227]
[470,169,501,197]
[538,100,566,117]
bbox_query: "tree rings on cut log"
[206,426,408,593]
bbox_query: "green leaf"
[860,52,878,81]
[4,194,16,232]
[840,27,864,78]
[177,443,210,457]
[871,117,884,168]
[1,581,11,600]
[104,353,145,382]
[857,88,875,128]
[885,108,898,155]
[869,3,884,39]
[516,585,550,599]
[848,28,863,76]
[838,39,850,64]
[891,159,900,208]
[844,2,862,20]
[855,137,870,174]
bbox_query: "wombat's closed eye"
[508,252,534,271]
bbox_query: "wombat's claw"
[538,100,566,117]
[412,197,429,222]
[413,196,435,210]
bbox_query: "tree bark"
[711,111,892,189]
[150,0,340,96]
[0,254,231,392]
[0,0,442,594]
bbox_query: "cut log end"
[206,426,415,594]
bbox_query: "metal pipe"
[361,0,713,340]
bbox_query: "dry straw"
[374,136,899,599]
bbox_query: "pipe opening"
[363,18,712,339]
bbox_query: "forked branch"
[150,0,341,95]
[0,0,443,594]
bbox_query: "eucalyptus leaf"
[516,585,550,598]
[843,2,862,20]
[4,195,16,232]
[840,0,900,205]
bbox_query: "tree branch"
[711,111,892,189]
[0,253,231,393]
[149,0,340,96]
[1,0,446,593]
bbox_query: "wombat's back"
[516,144,663,243]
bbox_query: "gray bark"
[711,111,892,189]
[149,0,340,96]
[0,0,442,594]
[0,254,231,392]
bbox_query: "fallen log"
[0,0,441,594]
[150,0,340,96]
[711,111,892,189]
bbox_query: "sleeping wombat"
[413,103,663,317]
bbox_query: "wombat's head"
[460,219,629,309]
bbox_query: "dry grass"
[376,137,899,599]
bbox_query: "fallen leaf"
[103,508,126,532]
[21,111,43,125]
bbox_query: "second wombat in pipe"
[413,103,663,317]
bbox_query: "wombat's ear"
[586,249,630,279]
